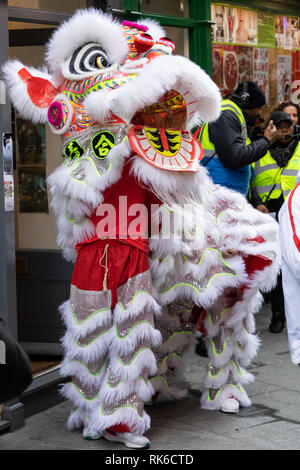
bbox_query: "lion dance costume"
[4,9,280,448]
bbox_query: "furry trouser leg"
[150,302,195,401]
[200,290,259,411]
[88,272,162,435]
[59,286,112,430]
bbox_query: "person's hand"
[256,204,269,213]
[263,120,278,145]
[222,248,240,258]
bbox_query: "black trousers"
[269,271,285,320]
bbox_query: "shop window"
[141,0,189,18]
[211,2,300,118]
[164,26,189,58]
[8,0,86,13]
[9,41,61,250]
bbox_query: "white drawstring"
[99,243,109,291]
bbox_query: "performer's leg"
[89,249,162,448]
[150,303,195,401]
[201,288,259,413]
[59,286,112,438]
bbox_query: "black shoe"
[269,314,285,334]
[195,336,208,357]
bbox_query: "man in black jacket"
[198,81,278,196]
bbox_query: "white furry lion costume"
[3,9,280,448]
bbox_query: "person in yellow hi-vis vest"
[251,110,300,334]
[197,81,278,196]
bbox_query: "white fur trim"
[201,383,252,411]
[203,361,254,390]
[59,300,112,339]
[113,292,161,323]
[100,376,154,405]
[111,322,162,356]
[84,54,221,127]
[109,348,157,381]
[60,356,107,389]
[60,382,101,412]
[2,59,54,123]
[46,9,128,86]
[61,328,112,364]
[150,376,188,401]
[89,404,151,435]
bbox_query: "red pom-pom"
[134,32,154,54]
[157,37,175,53]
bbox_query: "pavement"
[0,302,300,451]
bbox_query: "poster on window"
[237,46,253,82]
[275,16,292,50]
[212,45,224,87]
[233,8,257,45]
[291,18,300,49]
[2,133,14,212]
[223,46,238,92]
[18,165,48,213]
[257,12,275,48]
[211,4,229,43]
[253,48,269,104]
[16,117,46,165]
[292,51,300,106]
[277,55,292,102]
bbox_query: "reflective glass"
[8,0,86,14]
[141,0,189,18]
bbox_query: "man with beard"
[251,111,300,334]
[198,81,278,196]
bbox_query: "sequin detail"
[118,340,152,365]
[117,270,154,310]
[70,285,111,323]
[76,324,111,347]
[116,309,154,338]
[72,376,99,400]
[102,393,144,417]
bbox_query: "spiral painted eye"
[67,42,110,75]
[96,55,108,69]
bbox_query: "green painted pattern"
[117,347,152,366]
[210,337,227,356]
[158,353,182,368]
[208,307,229,326]
[75,329,110,347]
[72,382,99,401]
[232,361,243,376]
[117,291,153,311]
[70,156,113,185]
[165,330,193,343]
[207,383,242,402]
[68,358,107,376]
[159,268,236,297]
[209,365,222,378]
[115,320,154,339]
[64,211,76,224]
[150,376,171,389]
[101,403,145,418]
